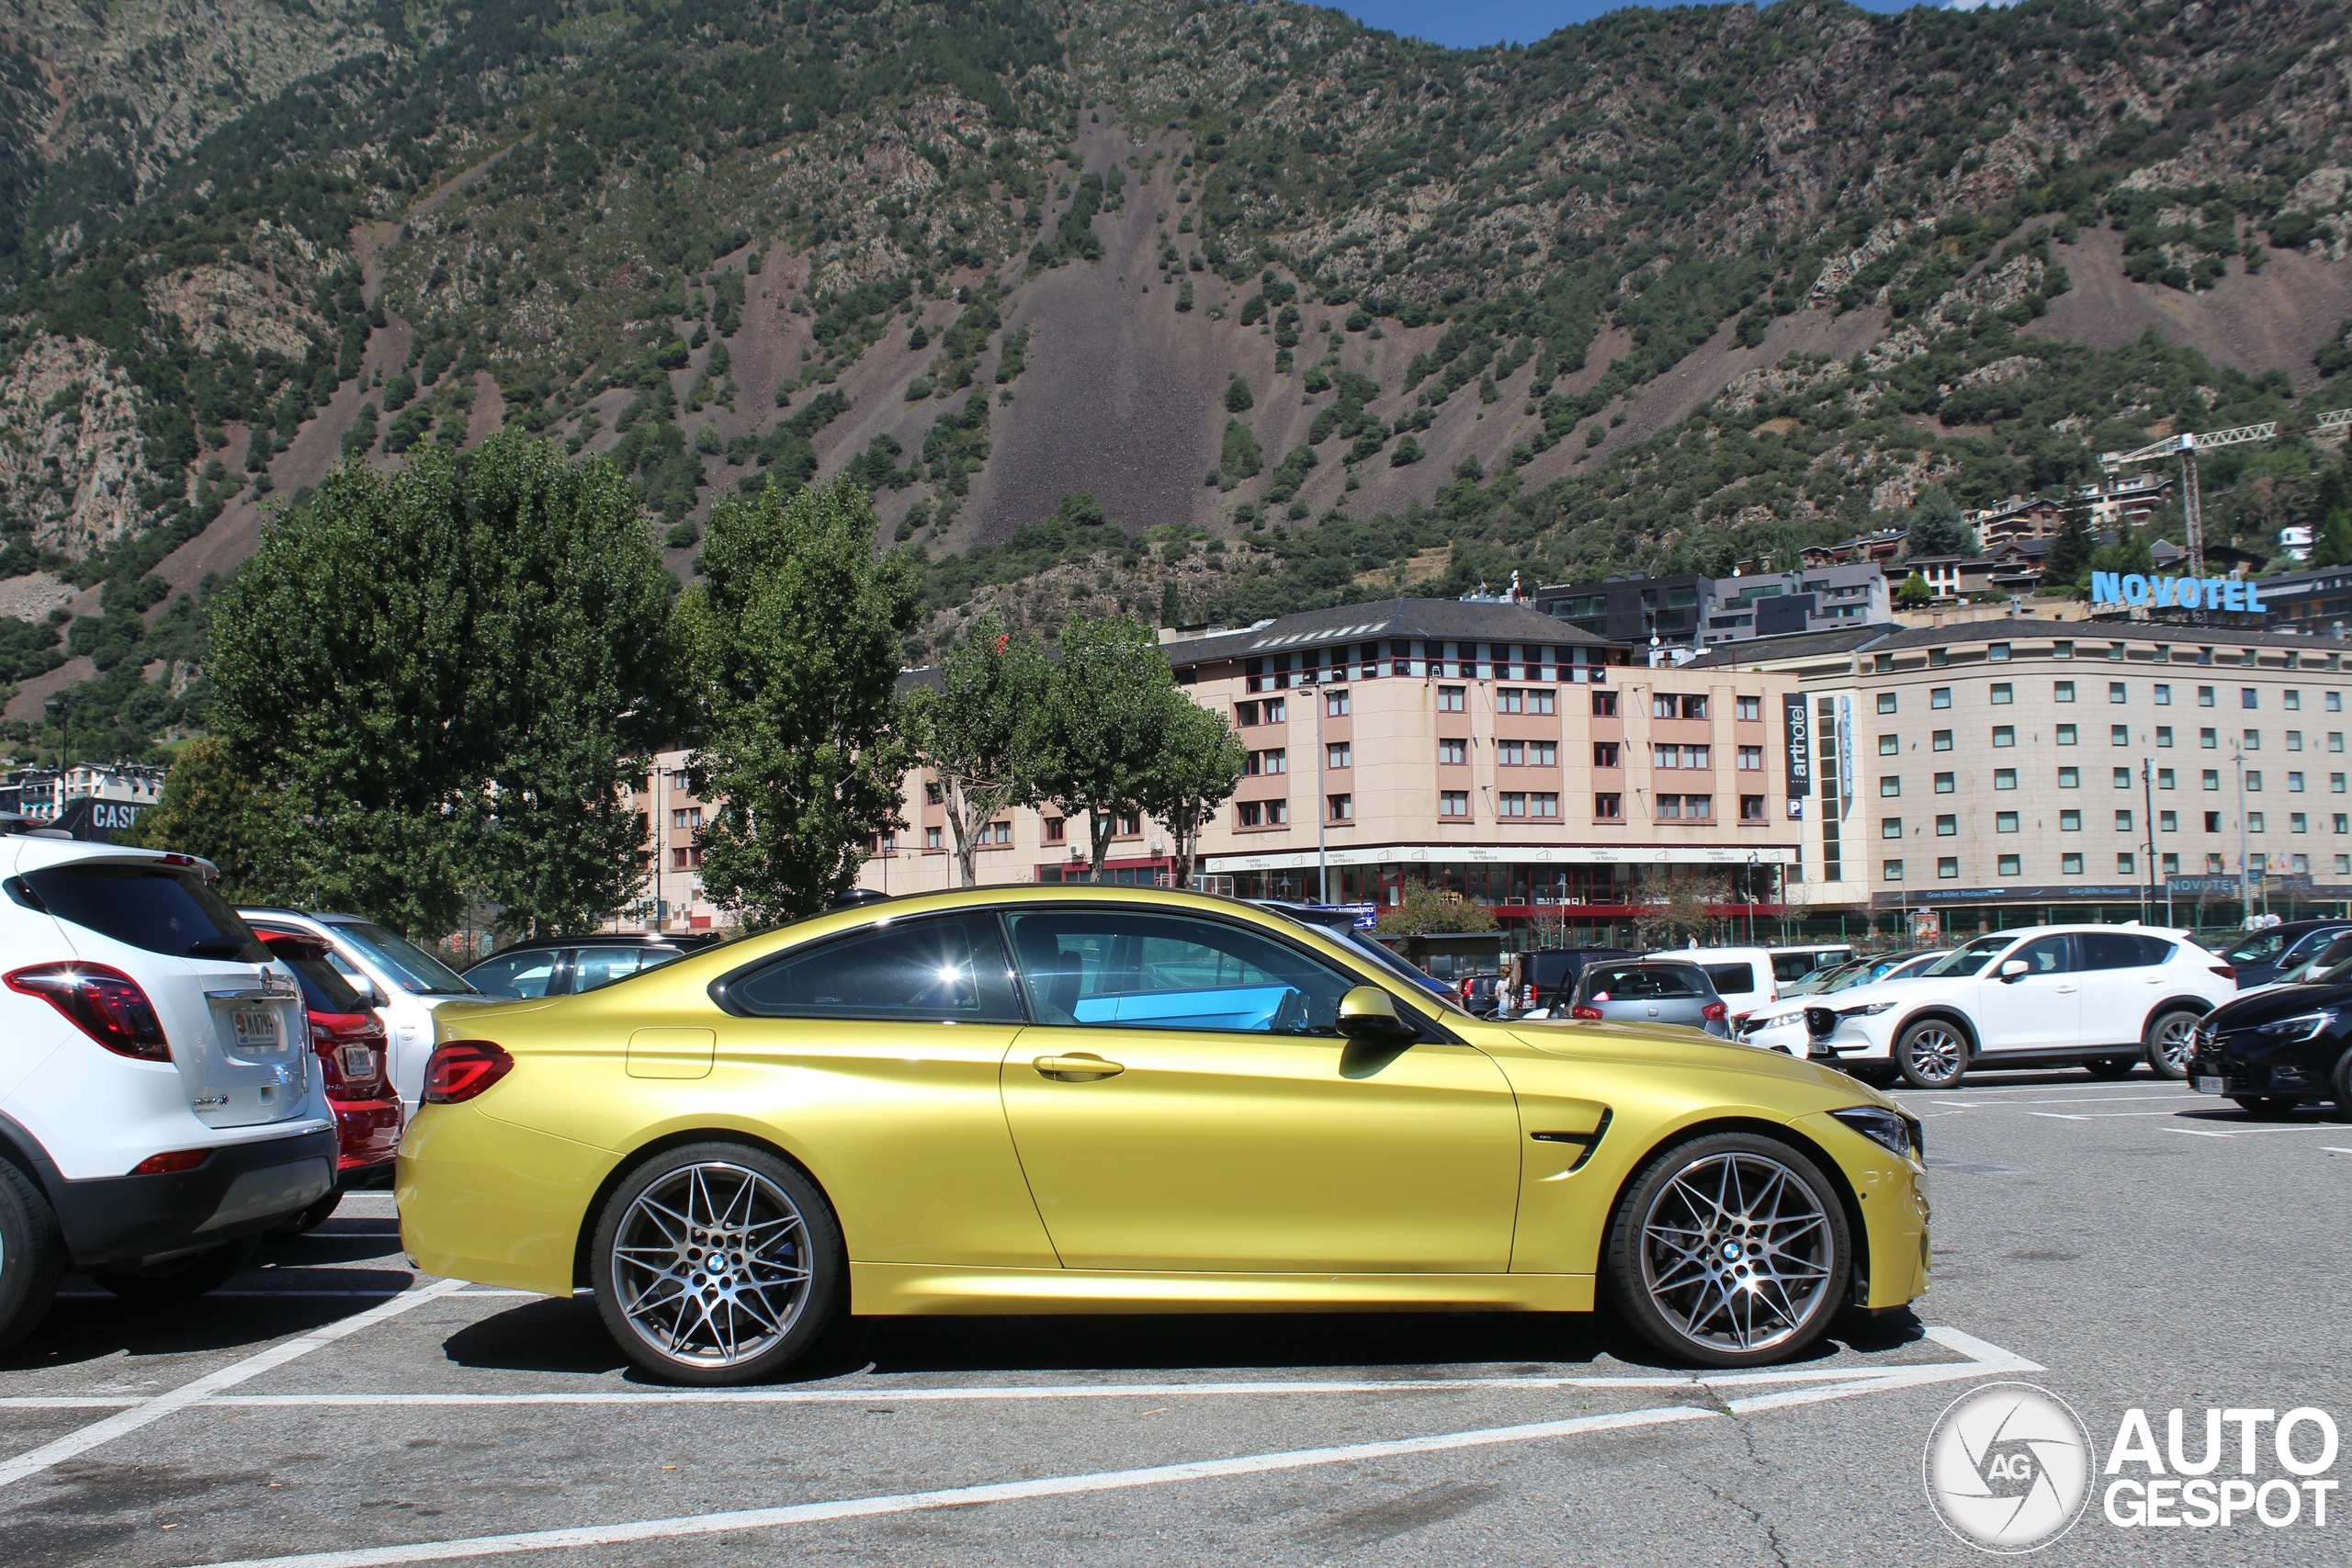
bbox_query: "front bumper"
[1794,1110,1930,1309]
[48,1126,340,1267]
[2186,1032,2346,1100]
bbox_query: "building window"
[2159,809,2177,832]
[1996,811,2019,832]
[1993,726,2015,747]
[2157,727,2174,747]
[2248,771,2264,792]
[2118,853,2137,875]
[1995,768,2017,789]
[1880,734,1900,756]
[1997,853,2022,877]
[2054,681,2075,703]
[1931,730,1952,751]
[988,821,1013,845]
[1438,739,1467,766]
[1881,776,1901,797]
[1044,818,1065,842]
[1437,685,1465,712]
[2110,682,2128,704]
[1935,773,1955,794]
[1247,749,1287,775]
[1326,690,1351,716]
[2334,694,2346,714]
[671,807,703,829]
[2113,767,2132,789]
[1440,791,1471,818]
[2291,772,2307,793]
[924,782,944,805]
[2154,684,2172,705]
[1237,799,1288,828]
[2291,812,2310,834]
[1591,690,1618,716]
[1595,793,1623,819]
[1593,742,1621,768]
[1883,860,1905,882]
[1989,642,2011,661]
[1328,742,1351,769]
[1877,693,1897,715]
[1938,857,1959,880]
[2116,809,2134,832]
[1658,795,1713,819]
[1328,795,1353,822]
[2202,769,2221,790]
[1936,814,1956,836]
[2244,689,2259,709]
[1498,791,1527,818]
[1882,818,1903,840]
[2062,852,2085,874]
[2055,640,2075,660]
[1498,688,1523,715]
[925,827,944,850]
[1990,682,2013,705]
[1532,792,1559,818]
[1654,744,1711,769]
[2249,812,2267,833]
[2245,728,2262,750]
[2200,728,2218,749]
[2290,731,2305,752]
[2206,852,2225,872]
[2056,724,2077,745]
[1737,745,1764,770]
[2337,774,2348,793]
[2204,810,2222,832]
[2061,809,2082,831]
[1116,814,1140,836]
[2288,689,2303,711]
[1736,695,1762,720]
[2111,725,2130,747]
[1741,795,1766,821]
[1930,687,1952,710]
[2198,685,2216,706]
[1655,694,1708,719]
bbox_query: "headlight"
[2254,1010,2334,1043]
[1838,1000,1901,1017]
[1831,1105,1921,1160]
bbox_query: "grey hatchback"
[1567,960,1731,1037]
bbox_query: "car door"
[710,911,1055,1269]
[1972,934,2083,1055]
[998,906,1521,1274]
[2076,931,2174,1045]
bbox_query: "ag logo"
[1924,1382,2094,1553]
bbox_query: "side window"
[1702,963,1756,996]
[2080,931,2146,971]
[1005,910,1355,1033]
[573,947,676,993]
[468,950,562,999]
[728,914,1023,1021]
[2133,936,2177,967]
[2011,936,2074,975]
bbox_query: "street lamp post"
[2141,758,2155,925]
[2233,739,2251,929]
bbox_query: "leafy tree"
[1903,487,1979,558]
[901,613,1048,888]
[1224,375,1254,413]
[1142,695,1245,891]
[1159,580,1184,626]
[677,477,918,924]
[2043,508,2096,591]
[209,436,674,938]
[2313,509,2352,569]
[114,738,283,903]
[1633,871,1732,951]
[1376,883,1498,968]
[1894,571,1934,608]
[1029,615,1177,880]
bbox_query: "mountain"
[4,0,2352,759]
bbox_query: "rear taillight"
[2211,964,2236,980]
[1571,1004,1605,1021]
[6,963,170,1061]
[424,1039,513,1103]
[1702,1001,1728,1022]
[129,1148,212,1176]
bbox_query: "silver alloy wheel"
[2152,1012,2199,1073]
[611,1161,811,1370]
[1637,1150,1834,1355]
[1903,1024,1966,1085]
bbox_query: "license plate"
[338,1043,375,1081]
[2195,1076,2227,1095]
[231,1009,281,1051]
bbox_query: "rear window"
[330,920,476,995]
[1702,963,1756,995]
[1584,964,1704,999]
[257,932,368,1011]
[20,862,266,961]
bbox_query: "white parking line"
[0,1279,468,1490]
[182,1328,2040,1568]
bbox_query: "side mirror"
[1998,958,2030,982]
[1337,985,1419,1046]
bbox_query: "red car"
[258,930,401,1231]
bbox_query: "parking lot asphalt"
[3,1067,2346,1568]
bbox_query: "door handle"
[1033,1054,1125,1081]
[2055,985,2077,994]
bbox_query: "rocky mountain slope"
[4,0,2352,755]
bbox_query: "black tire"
[590,1141,845,1387]
[2333,1049,2352,1116]
[2085,1058,2136,1080]
[277,1190,344,1235]
[1603,1131,1852,1370]
[2232,1096,2301,1119]
[2143,1008,2201,1081]
[90,1235,259,1303]
[0,1158,65,1355]
[1895,1018,1971,1089]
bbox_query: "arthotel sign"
[2090,571,2270,612]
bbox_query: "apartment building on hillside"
[858,599,1808,945]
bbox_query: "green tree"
[1903,486,1980,558]
[1376,882,1498,968]
[1224,375,1254,412]
[2043,508,2096,591]
[114,738,284,903]
[1894,571,1935,608]
[2313,510,2352,569]
[210,435,673,938]
[677,476,918,924]
[1159,580,1184,626]
[901,613,1048,887]
[1142,695,1246,890]
[1029,615,1177,880]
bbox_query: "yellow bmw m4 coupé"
[398,886,1928,1384]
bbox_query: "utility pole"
[2142,757,2156,924]
[2233,739,2250,929]
[1314,671,1329,904]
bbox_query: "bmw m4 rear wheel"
[1605,1132,1852,1369]
[591,1143,843,1386]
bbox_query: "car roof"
[471,934,694,962]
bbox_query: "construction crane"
[2321,407,2352,437]
[2099,422,2278,580]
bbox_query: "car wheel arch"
[1595,1113,1871,1311]
[571,1127,841,1292]
[0,1110,62,1208]
[2142,996,2213,1035]
[1894,1007,1979,1055]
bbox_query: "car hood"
[2205,979,2352,1031]
[1507,1021,1899,1108]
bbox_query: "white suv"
[1797,925,2236,1089]
[237,908,482,1114]
[0,838,335,1351]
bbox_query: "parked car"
[1798,925,2235,1089]
[464,935,706,1000]
[2186,947,2352,1115]
[401,885,1928,1384]
[1566,960,1731,1038]
[1739,951,1950,1055]
[1639,946,1775,1022]
[0,840,337,1350]
[1458,973,1508,1016]
[255,929,400,1231]
[1513,946,1641,1015]
[2218,919,2352,988]
[238,908,480,1115]
[1770,943,1860,988]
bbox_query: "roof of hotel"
[1160,597,1615,667]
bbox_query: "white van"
[1769,943,1858,990]
[1642,946,1777,1023]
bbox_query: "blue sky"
[1327,1,1971,51]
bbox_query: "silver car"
[1567,960,1730,1037]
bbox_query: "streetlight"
[2233,739,2251,929]
[1745,851,1759,946]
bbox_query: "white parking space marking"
[0,1278,467,1490]
[182,1328,2041,1568]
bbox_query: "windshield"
[1922,932,2017,978]
[329,919,478,995]
[2286,934,2352,986]
[1334,927,1464,1008]
[2226,930,2290,964]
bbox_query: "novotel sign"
[2089,571,2271,613]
